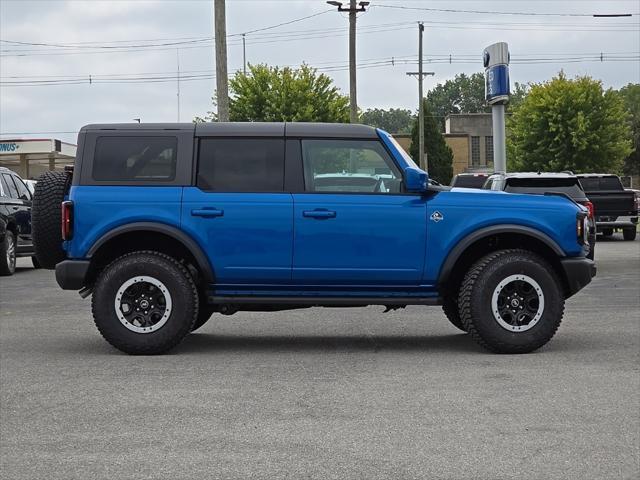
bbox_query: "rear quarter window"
[92,136,177,182]
[505,178,585,199]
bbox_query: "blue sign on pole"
[485,64,510,105]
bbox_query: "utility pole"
[242,34,247,75]
[176,49,181,122]
[214,0,229,122]
[327,1,369,123]
[406,22,434,171]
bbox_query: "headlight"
[576,214,588,245]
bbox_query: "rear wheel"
[459,249,564,354]
[91,251,198,354]
[32,171,71,269]
[623,228,637,241]
[0,231,16,276]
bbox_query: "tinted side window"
[301,139,402,193]
[93,136,177,182]
[0,175,10,197]
[12,175,31,200]
[197,138,284,192]
[2,174,19,198]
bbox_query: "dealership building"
[0,138,77,179]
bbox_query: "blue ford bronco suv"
[32,123,595,355]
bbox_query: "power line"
[2,54,638,87]
[373,3,637,17]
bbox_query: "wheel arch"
[86,222,214,285]
[438,224,570,297]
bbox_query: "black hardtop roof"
[80,122,379,138]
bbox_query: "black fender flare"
[87,222,214,283]
[437,224,565,286]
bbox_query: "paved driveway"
[1,237,638,479]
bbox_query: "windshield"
[382,131,420,170]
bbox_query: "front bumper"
[560,257,596,298]
[55,260,90,290]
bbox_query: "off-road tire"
[92,251,199,354]
[0,231,16,276]
[458,249,564,354]
[191,301,215,332]
[442,295,467,332]
[32,171,71,269]
[600,228,613,237]
[623,228,637,241]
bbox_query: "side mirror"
[404,167,428,193]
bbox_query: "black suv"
[483,172,596,259]
[0,167,38,275]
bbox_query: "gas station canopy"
[0,138,76,179]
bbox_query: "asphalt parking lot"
[1,236,638,479]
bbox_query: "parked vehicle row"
[451,171,638,242]
[31,122,594,355]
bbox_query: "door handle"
[191,208,224,218]
[303,209,336,219]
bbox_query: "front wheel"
[91,251,199,354]
[442,295,467,332]
[458,249,564,354]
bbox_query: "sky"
[1,0,639,144]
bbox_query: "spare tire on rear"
[32,170,71,269]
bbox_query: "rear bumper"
[596,216,638,229]
[560,257,596,298]
[55,260,90,290]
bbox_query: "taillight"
[582,201,595,219]
[61,201,73,240]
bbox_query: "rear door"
[181,136,293,286]
[291,138,427,286]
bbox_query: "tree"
[426,72,488,129]
[617,83,640,176]
[360,108,414,133]
[195,64,349,123]
[409,100,453,184]
[507,72,632,173]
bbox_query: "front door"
[1,173,32,249]
[181,137,293,287]
[292,138,427,286]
